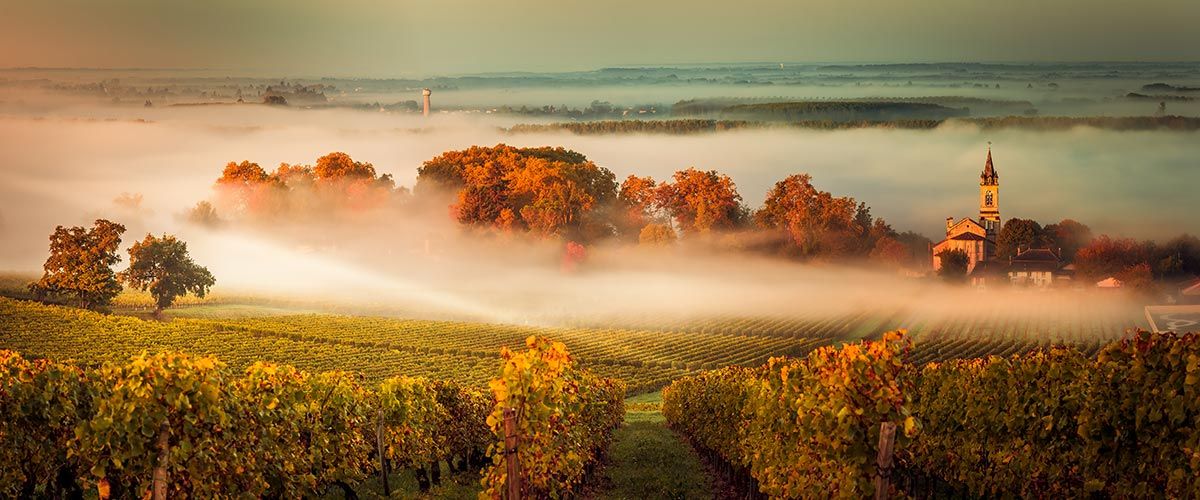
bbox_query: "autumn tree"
[996,218,1045,259]
[638,223,677,247]
[754,173,870,257]
[414,144,617,239]
[507,159,613,237]
[1073,235,1152,281]
[120,234,215,316]
[215,160,278,215]
[414,145,585,194]
[618,176,658,208]
[518,146,588,164]
[414,149,476,194]
[1115,263,1156,293]
[310,152,397,212]
[896,231,934,269]
[313,152,377,180]
[271,163,316,188]
[30,219,126,310]
[1042,219,1093,262]
[869,236,910,269]
[657,168,744,234]
[211,153,403,221]
[187,201,222,227]
[936,248,969,284]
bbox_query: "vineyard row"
[663,329,1200,498]
[0,335,625,499]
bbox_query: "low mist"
[0,87,1191,332]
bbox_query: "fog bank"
[0,99,1190,329]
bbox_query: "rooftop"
[1013,248,1060,262]
[1183,278,1200,296]
[949,233,988,241]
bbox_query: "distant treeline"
[718,101,968,122]
[1125,92,1195,102]
[844,95,1034,110]
[509,120,759,135]
[506,119,940,135]
[672,98,777,116]
[506,115,1200,135]
[1142,82,1200,93]
[962,115,1200,131]
[673,96,1034,118]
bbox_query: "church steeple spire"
[981,143,999,186]
[978,143,1001,254]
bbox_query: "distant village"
[931,146,1200,304]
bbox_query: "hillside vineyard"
[0,298,1137,394]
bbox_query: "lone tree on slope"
[30,219,126,310]
[120,234,215,316]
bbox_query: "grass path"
[346,392,713,499]
[352,465,480,499]
[597,392,713,499]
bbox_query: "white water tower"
[422,88,431,117]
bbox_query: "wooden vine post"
[376,411,391,496]
[503,407,521,499]
[874,421,897,500]
[152,423,170,500]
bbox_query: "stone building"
[1007,248,1062,287]
[932,147,1000,273]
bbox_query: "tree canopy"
[754,174,883,259]
[314,152,378,180]
[1153,234,1200,279]
[996,218,1044,259]
[936,249,969,283]
[120,234,215,315]
[657,168,744,234]
[30,219,126,310]
[1042,219,1092,263]
[212,152,403,221]
[616,175,661,238]
[1074,235,1154,281]
[415,144,617,239]
[638,223,677,247]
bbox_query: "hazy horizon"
[4,1,1200,76]
[5,60,1200,76]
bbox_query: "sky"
[3,0,1199,76]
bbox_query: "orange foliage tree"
[415,144,617,239]
[754,174,882,259]
[211,152,402,221]
[654,168,745,234]
[616,175,661,236]
[1074,235,1152,280]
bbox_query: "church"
[932,146,1001,274]
[932,146,1067,287]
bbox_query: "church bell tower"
[979,144,1001,252]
